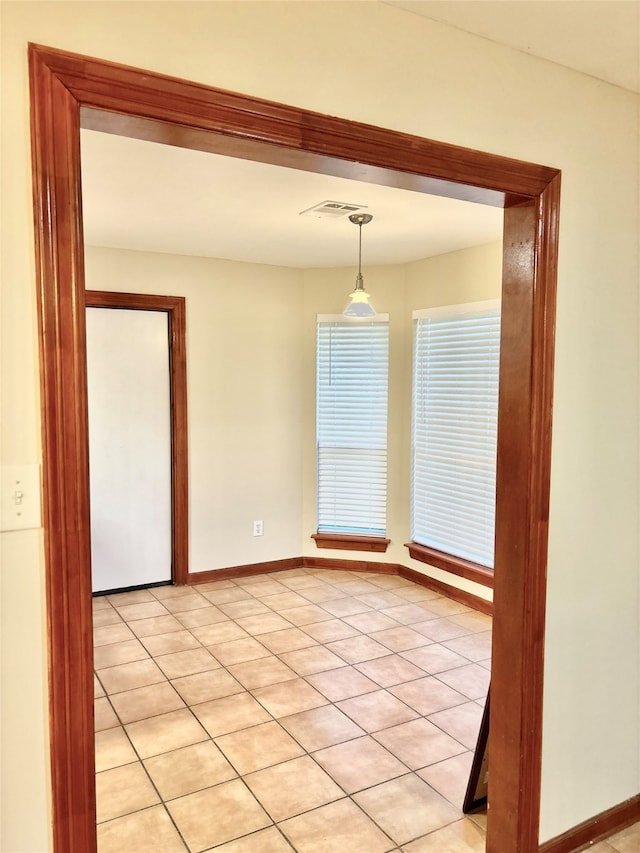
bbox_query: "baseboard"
[539,794,640,853]
[187,557,302,583]
[188,554,493,615]
[400,566,493,616]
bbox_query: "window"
[411,300,501,569]
[316,315,389,542]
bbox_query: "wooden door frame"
[85,290,189,587]
[28,43,560,853]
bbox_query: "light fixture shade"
[344,289,376,318]
[343,213,376,318]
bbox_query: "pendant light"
[343,213,376,318]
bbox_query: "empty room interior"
[1,3,639,853]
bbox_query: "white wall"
[1,2,638,849]
[85,247,304,574]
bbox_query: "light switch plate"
[1,465,42,531]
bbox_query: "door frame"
[85,290,189,587]
[28,43,560,853]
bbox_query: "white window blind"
[316,315,389,537]
[411,300,501,568]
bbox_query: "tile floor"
[93,566,639,853]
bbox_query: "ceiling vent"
[299,200,368,219]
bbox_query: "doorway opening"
[29,43,560,853]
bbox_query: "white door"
[86,306,172,593]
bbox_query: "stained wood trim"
[538,794,640,853]
[399,566,493,616]
[85,291,189,584]
[29,49,97,853]
[28,42,559,853]
[312,533,390,553]
[188,558,302,583]
[405,542,494,588]
[302,556,400,575]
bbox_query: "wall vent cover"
[300,200,368,218]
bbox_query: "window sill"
[312,533,390,553]
[405,542,494,588]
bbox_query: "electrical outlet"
[253,519,263,537]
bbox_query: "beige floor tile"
[94,638,150,670]
[107,589,156,607]
[394,586,442,602]
[174,605,229,628]
[436,664,491,700]
[427,702,484,750]
[354,773,461,845]
[242,580,290,598]
[95,697,119,731]
[114,601,169,622]
[99,658,166,695]
[417,752,474,807]
[279,574,325,591]
[306,666,379,701]
[606,821,640,852]
[155,647,220,679]
[252,678,329,718]
[373,718,466,770]
[401,644,470,675]
[215,721,304,774]
[389,676,468,716]
[343,610,402,633]
[190,620,247,646]
[167,778,270,851]
[369,626,433,652]
[97,804,187,853]
[411,617,473,643]
[208,826,295,852]
[420,599,471,618]
[337,689,419,732]
[259,627,318,654]
[128,614,184,638]
[279,796,395,853]
[442,631,492,662]
[279,646,347,675]
[140,630,201,656]
[367,575,412,591]
[109,681,185,724]
[280,704,365,751]
[93,607,124,627]
[577,844,615,853]
[232,574,276,588]
[381,603,441,625]
[209,637,270,666]
[171,668,244,704]
[95,727,138,772]
[321,597,373,617]
[228,656,297,689]
[125,708,209,758]
[201,586,252,605]
[259,591,309,611]
[402,816,486,852]
[313,735,407,793]
[94,623,136,647]
[95,674,105,698]
[355,654,426,687]
[235,613,297,635]
[449,612,492,633]
[93,596,113,611]
[301,618,361,643]
[218,599,272,619]
[96,762,160,823]
[192,692,272,737]
[161,592,210,613]
[354,592,407,611]
[334,579,383,596]
[149,585,197,600]
[277,604,335,626]
[144,739,236,800]
[297,584,346,604]
[327,635,392,664]
[245,754,343,821]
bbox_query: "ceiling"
[80,1,639,268]
[80,130,503,269]
[386,1,640,94]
